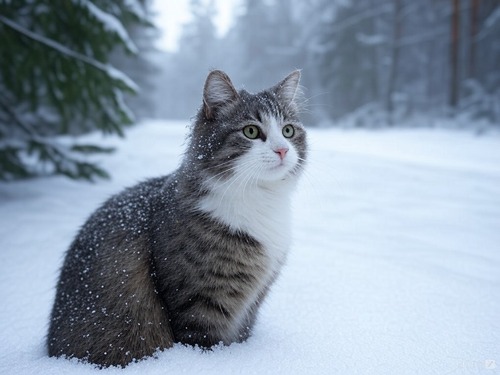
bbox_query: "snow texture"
[0,120,499,374]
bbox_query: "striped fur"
[47,70,307,367]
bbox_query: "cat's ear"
[203,70,239,119]
[272,70,301,106]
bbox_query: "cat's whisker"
[203,158,259,186]
[295,152,347,197]
[250,164,263,191]
[205,158,258,190]
[205,159,238,170]
[242,162,262,201]
[203,158,257,186]
[204,166,238,185]
[216,163,256,210]
[230,157,264,202]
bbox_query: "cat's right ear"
[203,70,239,119]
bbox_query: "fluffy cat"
[47,70,308,367]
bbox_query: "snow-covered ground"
[1,120,499,375]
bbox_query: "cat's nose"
[274,147,289,160]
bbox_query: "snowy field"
[1,120,499,375]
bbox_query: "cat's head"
[186,70,307,188]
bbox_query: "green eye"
[243,125,260,139]
[282,124,295,138]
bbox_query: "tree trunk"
[468,0,479,79]
[369,0,380,105]
[385,0,402,124]
[449,0,460,109]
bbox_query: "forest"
[157,0,500,125]
[0,0,499,180]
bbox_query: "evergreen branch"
[0,15,138,92]
[0,96,36,137]
[29,139,110,181]
[78,0,138,53]
[71,144,115,154]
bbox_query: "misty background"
[151,0,500,125]
[0,0,499,181]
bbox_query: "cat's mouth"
[263,160,296,181]
[269,158,287,170]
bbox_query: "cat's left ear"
[272,70,301,106]
[203,70,239,119]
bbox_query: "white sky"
[152,0,237,52]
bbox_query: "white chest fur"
[197,177,296,338]
[198,179,294,276]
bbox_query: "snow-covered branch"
[77,0,138,53]
[0,15,138,92]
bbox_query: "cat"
[47,69,307,367]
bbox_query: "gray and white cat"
[47,70,308,367]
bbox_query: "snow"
[106,66,139,93]
[123,0,148,22]
[79,0,138,53]
[1,120,499,374]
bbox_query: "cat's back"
[48,174,177,366]
[84,174,174,242]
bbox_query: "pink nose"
[275,147,288,160]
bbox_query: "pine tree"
[0,0,150,181]
[316,0,388,120]
[110,0,159,120]
[229,0,303,91]
[161,0,219,118]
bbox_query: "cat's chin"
[258,165,298,185]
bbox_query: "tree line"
[157,0,499,127]
[0,0,498,181]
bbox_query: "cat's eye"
[282,124,295,138]
[243,125,260,139]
